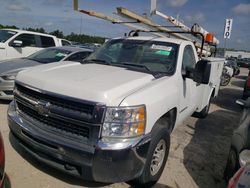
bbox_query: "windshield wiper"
[82,59,111,65]
[121,62,151,72]
[23,57,46,63]
[119,62,169,78]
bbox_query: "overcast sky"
[0,0,249,50]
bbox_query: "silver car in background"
[0,46,93,100]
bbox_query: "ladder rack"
[73,1,218,57]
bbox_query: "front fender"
[119,76,179,134]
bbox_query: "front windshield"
[86,39,179,76]
[0,30,17,43]
[27,48,71,63]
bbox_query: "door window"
[0,30,17,43]
[10,34,36,47]
[40,36,56,47]
[182,45,196,70]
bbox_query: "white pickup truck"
[8,36,224,186]
[0,29,70,60]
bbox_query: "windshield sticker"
[151,44,172,51]
[56,53,67,57]
[155,50,171,56]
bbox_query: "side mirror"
[11,40,23,47]
[193,60,211,84]
[239,150,250,167]
[182,67,194,79]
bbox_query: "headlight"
[2,75,16,80]
[102,105,146,138]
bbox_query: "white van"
[0,29,62,60]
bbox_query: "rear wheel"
[128,124,170,187]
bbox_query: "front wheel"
[128,124,170,187]
[220,74,231,86]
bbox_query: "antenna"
[73,0,78,11]
[150,0,157,15]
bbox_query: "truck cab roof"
[0,28,58,38]
[112,36,185,45]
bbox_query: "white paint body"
[16,37,224,134]
[0,29,61,61]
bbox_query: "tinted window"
[40,36,55,47]
[0,30,17,43]
[27,48,71,63]
[182,45,196,70]
[12,34,36,47]
[66,52,91,62]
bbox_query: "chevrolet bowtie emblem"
[35,100,51,117]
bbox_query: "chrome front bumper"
[0,79,14,100]
[8,101,151,182]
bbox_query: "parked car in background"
[224,98,250,181]
[0,29,62,61]
[228,163,250,188]
[225,60,240,76]
[237,58,250,68]
[0,131,5,188]
[0,46,93,100]
[243,70,250,99]
[71,43,102,51]
[58,38,72,46]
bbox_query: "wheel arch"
[152,107,177,133]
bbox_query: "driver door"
[7,33,42,59]
[178,45,202,123]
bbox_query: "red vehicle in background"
[227,160,250,188]
[0,132,5,188]
[243,70,250,99]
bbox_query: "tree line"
[0,24,105,44]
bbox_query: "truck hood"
[16,62,155,105]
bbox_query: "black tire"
[224,148,239,181]
[128,123,170,187]
[220,74,231,86]
[234,68,240,76]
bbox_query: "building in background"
[225,50,250,59]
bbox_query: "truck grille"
[14,83,105,141]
